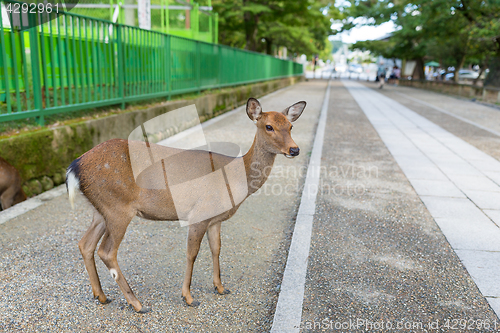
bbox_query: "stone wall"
[1,76,303,197]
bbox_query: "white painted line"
[271,80,331,332]
[394,91,500,138]
[0,185,66,225]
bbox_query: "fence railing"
[0,0,303,124]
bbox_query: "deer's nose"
[289,147,300,156]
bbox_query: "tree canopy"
[342,0,500,84]
[212,0,341,57]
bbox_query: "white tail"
[66,165,80,210]
[69,98,306,312]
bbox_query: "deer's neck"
[243,135,277,196]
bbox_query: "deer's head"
[246,98,306,158]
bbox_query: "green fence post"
[0,8,12,114]
[119,2,124,24]
[7,13,21,113]
[218,44,221,87]
[166,34,171,100]
[166,0,169,34]
[214,13,218,44]
[28,16,43,125]
[116,24,125,109]
[233,48,236,84]
[196,40,201,94]
[161,0,164,32]
[191,3,199,41]
[110,0,114,22]
[208,0,212,43]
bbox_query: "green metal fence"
[0,0,303,124]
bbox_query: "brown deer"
[67,98,306,313]
[0,157,27,210]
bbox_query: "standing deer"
[0,157,27,210]
[67,98,306,313]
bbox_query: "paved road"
[2,78,500,332]
[0,81,327,332]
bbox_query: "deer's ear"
[282,101,306,122]
[246,98,262,122]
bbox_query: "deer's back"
[74,139,246,222]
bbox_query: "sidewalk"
[297,80,499,331]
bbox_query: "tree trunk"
[453,54,466,83]
[243,0,259,51]
[413,58,425,80]
[473,55,489,86]
[265,38,273,55]
[243,17,259,50]
[473,67,484,86]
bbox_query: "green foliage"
[213,0,342,56]
[344,0,500,84]
[319,38,334,61]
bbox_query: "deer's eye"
[290,125,293,130]
[266,125,274,132]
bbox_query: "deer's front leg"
[207,222,230,295]
[182,221,209,306]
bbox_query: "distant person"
[433,68,441,80]
[313,55,319,77]
[377,66,387,89]
[391,65,401,85]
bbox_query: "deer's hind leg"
[78,210,108,304]
[207,222,229,295]
[97,212,149,313]
[182,220,210,306]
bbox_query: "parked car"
[349,64,363,73]
[445,69,479,81]
[335,64,347,73]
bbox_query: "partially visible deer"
[67,98,306,313]
[0,157,27,210]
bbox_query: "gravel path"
[0,80,327,332]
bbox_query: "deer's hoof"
[215,287,231,295]
[182,296,200,307]
[95,296,113,304]
[189,300,201,307]
[137,306,151,314]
